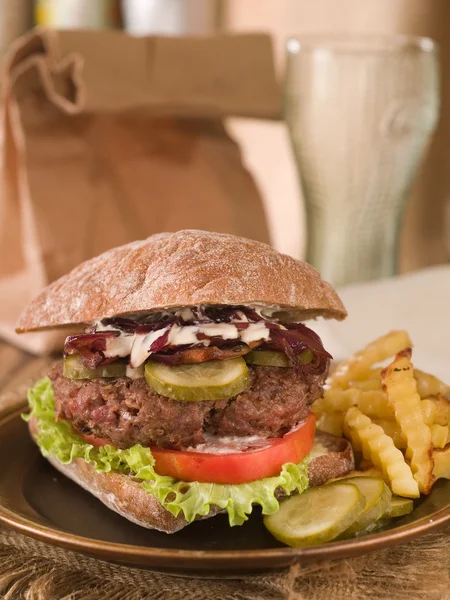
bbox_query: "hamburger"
[18,230,354,533]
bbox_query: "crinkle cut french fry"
[372,419,441,451]
[366,367,383,379]
[343,417,362,451]
[430,424,449,449]
[310,398,326,416]
[373,415,445,449]
[344,407,419,498]
[350,378,382,391]
[311,394,353,416]
[382,349,435,494]
[317,388,393,419]
[421,399,438,426]
[316,412,344,437]
[373,419,405,448]
[357,391,394,420]
[433,444,450,480]
[330,331,412,389]
[430,394,450,427]
[319,389,361,412]
[415,369,450,399]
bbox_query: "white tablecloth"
[308,265,450,383]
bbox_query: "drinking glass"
[285,35,440,286]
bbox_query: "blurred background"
[2,0,448,271]
[0,0,449,354]
[226,0,449,274]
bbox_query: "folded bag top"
[0,28,281,354]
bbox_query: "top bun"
[17,230,346,332]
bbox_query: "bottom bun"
[29,420,354,533]
[308,430,355,487]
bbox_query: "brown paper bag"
[0,28,281,354]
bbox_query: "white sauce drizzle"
[240,322,270,345]
[167,325,200,346]
[102,335,133,358]
[126,364,145,380]
[186,434,273,454]
[91,306,275,368]
[198,323,240,339]
[185,420,306,455]
[130,327,170,367]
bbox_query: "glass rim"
[286,34,438,55]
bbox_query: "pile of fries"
[312,331,450,498]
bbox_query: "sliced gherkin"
[264,482,366,546]
[144,357,249,401]
[63,355,127,379]
[346,518,392,538]
[383,496,414,518]
[244,349,313,368]
[338,477,392,538]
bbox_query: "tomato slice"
[151,413,316,484]
[77,413,316,485]
[77,432,112,448]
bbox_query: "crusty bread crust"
[46,453,198,533]
[27,417,202,533]
[17,230,346,332]
[29,420,354,533]
[308,431,355,487]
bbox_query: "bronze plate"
[1,406,450,576]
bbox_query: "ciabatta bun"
[307,431,355,487]
[17,230,346,332]
[29,419,354,533]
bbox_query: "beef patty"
[50,361,326,450]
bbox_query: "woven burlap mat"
[1,524,450,600]
[1,353,450,599]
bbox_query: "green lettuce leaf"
[25,377,309,526]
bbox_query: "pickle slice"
[338,477,392,538]
[144,357,249,401]
[263,482,365,546]
[383,496,414,518]
[349,518,392,538]
[245,349,313,368]
[63,355,126,379]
